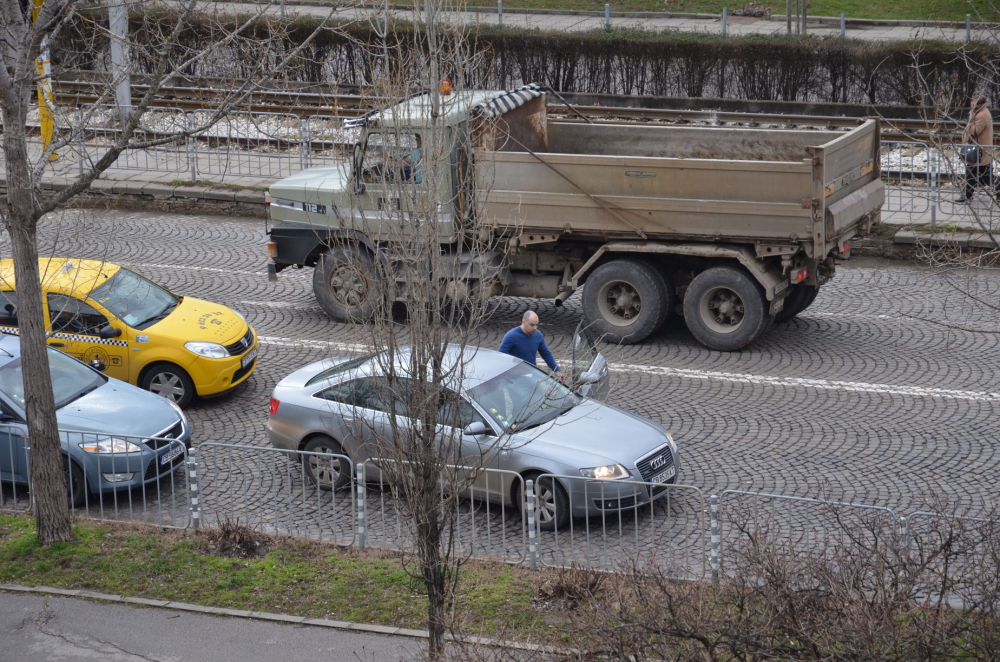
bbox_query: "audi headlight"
[79,438,143,454]
[667,432,676,451]
[579,464,629,480]
[184,341,228,359]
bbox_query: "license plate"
[160,443,185,466]
[241,347,258,368]
[650,466,675,484]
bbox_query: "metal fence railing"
[532,474,707,578]
[195,442,356,546]
[358,459,528,565]
[1,424,189,529]
[5,432,1000,578]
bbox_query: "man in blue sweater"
[498,311,565,382]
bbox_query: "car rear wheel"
[302,436,351,491]
[515,472,570,532]
[142,364,195,408]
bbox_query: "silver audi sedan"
[268,336,678,531]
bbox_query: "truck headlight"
[184,341,228,359]
[579,464,629,480]
[79,438,142,454]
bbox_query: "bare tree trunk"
[2,98,71,545]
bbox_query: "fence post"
[966,14,971,43]
[76,107,85,179]
[186,113,198,182]
[786,0,791,34]
[497,0,502,28]
[710,494,720,586]
[24,436,34,513]
[356,464,366,551]
[899,515,909,555]
[605,3,610,29]
[187,448,200,530]
[722,8,727,38]
[526,480,537,570]
[299,117,310,171]
[840,12,845,37]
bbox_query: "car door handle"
[49,342,65,347]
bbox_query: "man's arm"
[498,330,515,355]
[537,335,560,373]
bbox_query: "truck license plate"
[650,466,675,484]
[241,347,258,368]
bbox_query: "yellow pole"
[32,0,57,161]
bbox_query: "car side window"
[315,378,391,413]
[0,291,17,328]
[47,294,110,336]
[437,389,485,429]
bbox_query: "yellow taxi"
[0,258,258,408]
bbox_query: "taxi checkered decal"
[1,327,127,347]
[49,332,128,346]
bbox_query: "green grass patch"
[451,0,990,22]
[0,514,556,644]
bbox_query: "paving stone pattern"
[2,208,999,570]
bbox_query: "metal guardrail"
[532,473,706,578]
[6,433,999,578]
[195,442,356,546]
[1,425,189,529]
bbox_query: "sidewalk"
[211,0,993,41]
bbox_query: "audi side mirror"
[99,325,121,339]
[578,370,601,385]
[462,421,488,436]
[89,359,107,372]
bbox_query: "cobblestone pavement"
[3,208,1000,569]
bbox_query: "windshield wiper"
[135,298,180,328]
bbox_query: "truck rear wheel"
[774,284,819,323]
[683,265,771,351]
[582,259,672,345]
[313,245,383,323]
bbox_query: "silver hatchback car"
[268,328,678,530]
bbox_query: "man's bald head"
[520,310,539,335]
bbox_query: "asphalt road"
[2,208,1000,565]
[0,592,421,662]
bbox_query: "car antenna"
[0,346,12,358]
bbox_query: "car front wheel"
[142,364,196,408]
[516,472,570,532]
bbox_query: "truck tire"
[775,284,819,323]
[683,265,771,351]
[582,259,672,345]
[313,245,383,323]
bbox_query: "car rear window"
[305,355,375,387]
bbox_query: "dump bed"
[476,119,883,259]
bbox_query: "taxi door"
[45,293,130,381]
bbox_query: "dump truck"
[266,84,884,350]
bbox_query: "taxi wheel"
[142,364,196,408]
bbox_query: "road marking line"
[125,262,263,277]
[613,363,1000,404]
[239,300,323,310]
[257,337,1000,404]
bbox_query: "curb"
[0,584,559,653]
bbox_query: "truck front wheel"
[582,259,672,344]
[313,245,383,323]
[683,265,771,351]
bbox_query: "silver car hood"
[505,399,669,467]
[57,381,180,437]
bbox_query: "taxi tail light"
[790,267,808,284]
[269,396,280,415]
[267,241,277,258]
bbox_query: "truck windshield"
[0,349,107,410]
[90,268,179,330]
[467,363,580,433]
[360,132,421,184]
